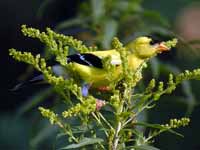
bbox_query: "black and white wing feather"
[67,53,103,68]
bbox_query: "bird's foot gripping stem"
[97,86,111,92]
[81,84,106,110]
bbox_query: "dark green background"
[1,0,200,149]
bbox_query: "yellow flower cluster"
[162,117,190,129]
[62,96,96,118]
[39,107,59,125]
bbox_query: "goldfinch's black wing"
[67,53,103,68]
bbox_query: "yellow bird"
[12,36,169,97]
[66,36,169,95]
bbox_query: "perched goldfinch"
[66,36,169,95]
[12,36,169,97]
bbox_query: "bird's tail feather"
[10,65,68,91]
[10,74,44,91]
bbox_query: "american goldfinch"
[66,36,169,95]
[12,36,169,96]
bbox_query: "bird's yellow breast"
[70,52,144,87]
[71,62,121,87]
[127,54,144,71]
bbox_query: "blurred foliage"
[4,0,200,150]
[38,0,199,116]
[9,25,199,149]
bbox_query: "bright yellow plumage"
[69,37,169,88]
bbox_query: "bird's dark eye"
[147,35,162,45]
[150,39,160,45]
[150,40,155,45]
[146,36,157,45]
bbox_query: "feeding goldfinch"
[12,36,169,96]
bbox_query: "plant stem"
[98,112,114,130]
[122,113,135,128]
[112,121,122,150]
[112,101,124,150]
[58,121,79,143]
[92,112,109,137]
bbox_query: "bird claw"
[97,86,111,92]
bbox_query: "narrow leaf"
[135,122,184,137]
[60,137,103,149]
[135,122,164,129]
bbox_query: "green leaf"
[131,145,160,150]
[59,137,104,149]
[135,122,184,137]
[167,129,184,138]
[135,122,164,130]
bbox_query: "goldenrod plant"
[38,0,198,116]
[9,25,200,150]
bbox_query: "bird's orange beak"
[155,42,170,53]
